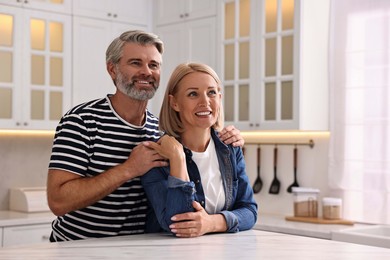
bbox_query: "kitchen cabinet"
[72,17,148,106]
[151,17,217,116]
[155,0,217,26]
[0,0,72,14]
[220,0,329,131]
[2,223,51,247]
[0,4,71,130]
[72,0,151,25]
[0,228,2,246]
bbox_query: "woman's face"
[169,71,221,131]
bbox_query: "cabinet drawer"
[3,223,51,247]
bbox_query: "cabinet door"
[151,17,216,116]
[73,0,151,25]
[3,223,52,247]
[0,0,72,14]
[0,227,3,246]
[0,6,23,128]
[22,9,71,130]
[155,0,217,26]
[72,17,147,106]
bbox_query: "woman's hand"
[143,135,188,181]
[218,125,244,147]
[169,201,227,238]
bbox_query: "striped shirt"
[48,96,160,241]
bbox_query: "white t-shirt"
[191,138,226,214]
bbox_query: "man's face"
[111,43,162,100]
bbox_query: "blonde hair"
[159,63,224,138]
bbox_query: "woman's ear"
[169,94,180,112]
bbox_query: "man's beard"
[116,70,158,101]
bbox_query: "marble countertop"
[254,213,370,239]
[0,229,389,259]
[0,210,55,227]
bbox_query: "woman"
[141,63,257,238]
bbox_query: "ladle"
[287,147,300,193]
[269,146,280,194]
[252,147,263,193]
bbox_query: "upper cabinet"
[220,0,329,131]
[0,4,71,130]
[155,0,217,26]
[0,0,72,14]
[150,0,217,116]
[72,0,151,25]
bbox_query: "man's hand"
[218,125,244,147]
[169,201,227,238]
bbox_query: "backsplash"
[0,131,331,217]
[242,132,330,216]
[0,132,54,210]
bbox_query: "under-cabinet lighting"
[0,130,55,137]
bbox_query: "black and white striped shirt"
[48,96,160,241]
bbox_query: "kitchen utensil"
[252,147,263,193]
[287,147,300,193]
[269,147,280,194]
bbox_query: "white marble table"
[0,230,389,259]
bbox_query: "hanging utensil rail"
[244,139,314,148]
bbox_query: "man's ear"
[107,62,117,80]
[169,95,180,112]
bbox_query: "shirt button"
[201,201,205,206]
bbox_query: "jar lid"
[323,197,342,205]
[292,187,320,194]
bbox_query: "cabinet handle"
[107,13,112,17]
[184,13,189,17]
[113,14,117,18]
[249,123,254,127]
[24,0,28,3]
[16,122,20,126]
[180,14,184,18]
[23,122,28,126]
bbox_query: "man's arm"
[218,125,245,147]
[47,143,168,216]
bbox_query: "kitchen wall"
[0,131,331,218]
[243,132,330,217]
[0,132,54,210]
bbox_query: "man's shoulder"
[65,97,109,116]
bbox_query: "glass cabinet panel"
[31,90,45,120]
[31,55,45,85]
[282,0,294,30]
[30,19,45,50]
[240,0,250,37]
[239,42,249,78]
[265,38,276,77]
[0,14,13,46]
[50,57,63,86]
[224,85,234,121]
[282,35,293,75]
[239,84,249,121]
[0,51,12,83]
[0,89,12,119]
[265,0,277,33]
[224,44,235,81]
[50,22,63,52]
[225,2,235,39]
[50,91,62,120]
[265,82,276,120]
[281,80,293,119]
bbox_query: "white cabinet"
[0,227,2,246]
[0,4,71,130]
[2,223,51,247]
[155,0,217,26]
[72,0,151,25]
[0,0,72,14]
[220,0,329,131]
[72,17,148,106]
[151,17,216,116]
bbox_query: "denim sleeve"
[141,167,196,232]
[221,146,258,233]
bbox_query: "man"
[47,30,244,241]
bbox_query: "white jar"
[322,197,342,219]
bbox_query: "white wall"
[0,133,53,210]
[243,133,330,216]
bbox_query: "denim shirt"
[141,128,258,233]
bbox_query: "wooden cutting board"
[285,216,354,225]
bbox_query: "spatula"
[287,147,300,193]
[252,147,263,193]
[269,147,280,194]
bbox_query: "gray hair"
[106,30,164,65]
